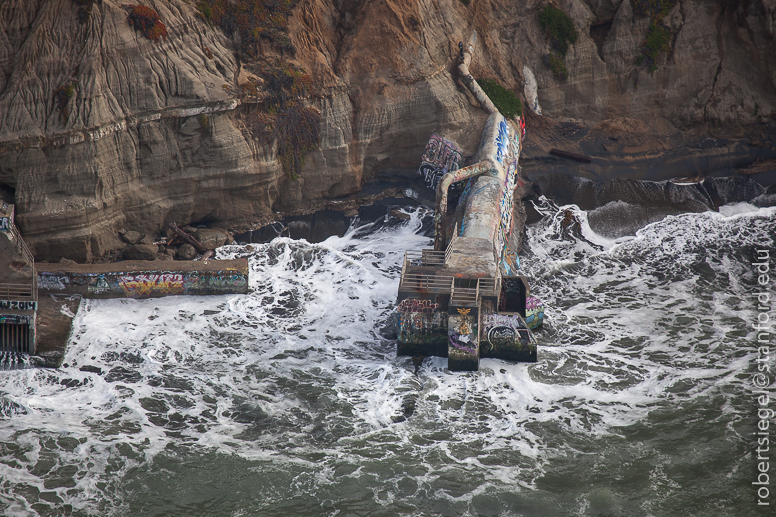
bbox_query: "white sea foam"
[0,202,774,514]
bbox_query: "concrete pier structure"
[0,203,37,356]
[397,32,539,371]
[37,260,249,299]
[0,201,248,364]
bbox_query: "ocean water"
[0,201,774,516]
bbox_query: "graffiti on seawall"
[120,273,185,297]
[0,314,33,325]
[418,134,463,189]
[481,313,535,352]
[38,269,250,298]
[496,120,521,275]
[449,307,478,355]
[0,300,37,311]
[38,274,69,291]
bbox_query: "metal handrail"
[398,272,454,294]
[0,283,35,300]
[444,223,458,265]
[405,249,445,267]
[0,220,37,302]
[10,225,34,268]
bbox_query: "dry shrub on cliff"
[250,63,319,180]
[197,0,297,56]
[124,5,168,41]
[54,82,77,124]
[73,0,95,24]
[262,62,314,108]
[253,102,320,180]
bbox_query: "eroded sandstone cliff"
[0,0,774,260]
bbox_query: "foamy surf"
[0,202,773,515]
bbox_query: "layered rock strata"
[0,0,774,260]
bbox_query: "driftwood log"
[549,148,593,163]
[168,222,209,254]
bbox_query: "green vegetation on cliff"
[538,5,578,57]
[633,0,677,72]
[478,79,523,119]
[538,5,576,81]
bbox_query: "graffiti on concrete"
[495,120,509,164]
[398,298,439,313]
[481,313,534,353]
[87,275,111,295]
[38,274,69,291]
[525,296,545,329]
[0,217,10,231]
[206,273,247,289]
[496,120,521,275]
[398,309,447,346]
[449,307,477,355]
[418,134,463,189]
[38,267,250,298]
[0,300,37,311]
[0,315,33,325]
[119,273,185,297]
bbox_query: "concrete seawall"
[37,259,249,299]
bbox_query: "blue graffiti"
[495,120,509,164]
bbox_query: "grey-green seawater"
[1,201,774,516]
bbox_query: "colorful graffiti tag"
[398,298,439,313]
[397,298,447,349]
[119,273,185,297]
[449,307,477,354]
[495,119,521,275]
[87,275,111,295]
[418,134,463,189]
[0,217,11,231]
[38,267,249,299]
[0,315,33,325]
[525,296,545,329]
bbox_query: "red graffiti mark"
[398,298,440,313]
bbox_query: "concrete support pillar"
[448,304,480,371]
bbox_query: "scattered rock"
[389,209,411,220]
[225,233,235,245]
[120,230,142,245]
[343,209,359,218]
[139,234,156,245]
[245,245,254,251]
[59,257,77,265]
[177,243,198,260]
[193,228,229,249]
[123,244,159,261]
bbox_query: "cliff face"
[0,0,774,260]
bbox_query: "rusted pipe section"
[457,32,498,115]
[433,160,494,250]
